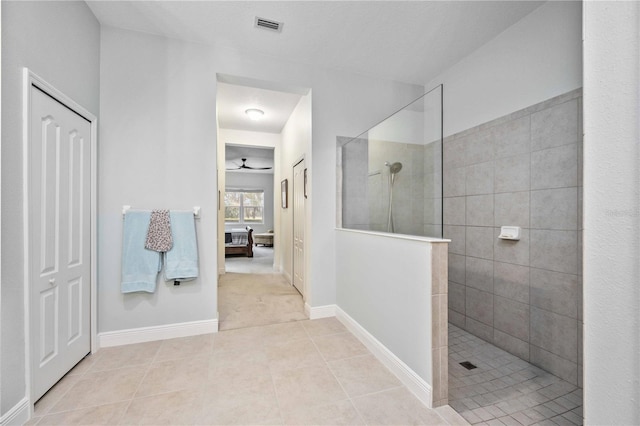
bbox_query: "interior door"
[292,160,305,297]
[30,86,91,401]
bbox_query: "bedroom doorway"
[219,146,305,331]
[215,75,311,331]
[224,144,276,275]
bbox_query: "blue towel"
[121,211,161,293]
[164,211,199,282]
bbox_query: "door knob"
[48,278,56,286]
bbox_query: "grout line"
[118,341,162,422]
[266,359,286,425]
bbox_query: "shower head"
[385,161,403,174]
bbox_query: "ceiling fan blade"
[225,165,242,170]
[244,165,273,170]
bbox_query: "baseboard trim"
[283,271,292,284]
[0,397,29,426]
[335,306,433,408]
[98,319,218,348]
[305,303,336,320]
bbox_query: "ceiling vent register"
[255,17,283,32]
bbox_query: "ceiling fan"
[226,158,272,170]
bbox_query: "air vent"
[255,17,283,33]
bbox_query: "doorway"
[223,145,276,275]
[24,70,97,403]
[215,75,312,331]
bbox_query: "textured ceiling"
[88,1,544,134]
[217,82,303,133]
[87,1,544,86]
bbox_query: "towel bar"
[122,205,201,219]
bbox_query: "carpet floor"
[218,272,306,331]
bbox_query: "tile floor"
[448,324,583,426]
[29,318,466,425]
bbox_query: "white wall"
[583,2,640,423]
[0,1,100,415]
[336,230,433,383]
[219,128,281,149]
[427,1,582,137]
[280,94,312,287]
[98,26,423,333]
[368,109,424,145]
[225,172,274,234]
[99,27,218,332]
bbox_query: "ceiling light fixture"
[245,108,265,120]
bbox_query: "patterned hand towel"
[145,209,173,252]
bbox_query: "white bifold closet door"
[30,86,91,401]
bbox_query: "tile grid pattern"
[29,318,463,425]
[342,138,443,237]
[444,89,583,385]
[449,324,583,426]
[432,242,450,407]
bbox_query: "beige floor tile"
[24,416,42,425]
[261,321,309,344]
[213,326,265,353]
[206,346,272,393]
[301,317,347,337]
[265,338,324,372]
[50,367,146,413]
[37,402,128,425]
[66,353,99,376]
[34,374,84,416]
[154,333,214,362]
[434,405,470,425]
[312,332,368,361]
[272,364,348,411]
[120,389,203,425]
[28,319,455,426]
[38,401,129,425]
[328,354,402,397]
[199,381,281,425]
[281,399,365,426]
[135,355,209,397]
[88,341,161,373]
[352,387,448,425]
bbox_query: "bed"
[225,226,254,257]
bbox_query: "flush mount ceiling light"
[245,108,265,120]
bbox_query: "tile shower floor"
[29,318,466,425]
[449,324,583,426]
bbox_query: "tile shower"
[339,86,583,422]
[339,86,443,238]
[444,89,583,410]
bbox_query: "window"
[224,190,264,224]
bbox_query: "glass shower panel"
[339,85,443,238]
